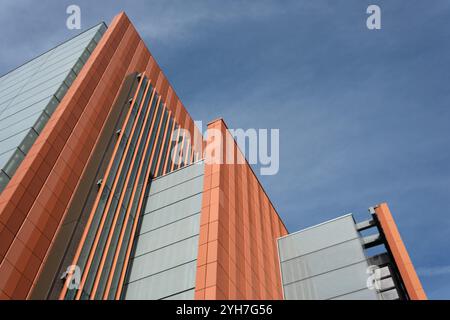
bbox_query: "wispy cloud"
[417,265,450,277]
[135,1,288,43]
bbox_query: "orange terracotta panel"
[197,243,208,268]
[5,240,34,277]
[0,289,10,300]
[1,207,26,236]
[169,89,178,114]
[375,203,427,300]
[207,241,218,264]
[195,265,207,290]
[0,260,21,298]
[11,275,32,299]
[194,289,205,300]
[204,286,217,300]
[148,57,160,82]
[0,222,14,260]
[195,119,287,300]
[208,220,219,242]
[205,262,218,288]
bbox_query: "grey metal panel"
[124,162,204,300]
[134,214,200,257]
[283,261,375,300]
[379,277,395,291]
[162,289,195,300]
[4,74,66,107]
[0,46,87,103]
[140,193,202,232]
[278,215,359,262]
[0,95,52,124]
[32,50,86,79]
[127,236,199,283]
[281,239,367,284]
[0,112,40,140]
[149,162,204,195]
[0,64,73,104]
[331,289,379,300]
[362,233,382,248]
[0,23,104,88]
[355,219,376,231]
[0,129,29,153]
[367,252,391,266]
[379,288,399,300]
[0,149,15,169]
[0,23,104,110]
[278,214,381,300]
[0,51,53,88]
[50,31,98,56]
[144,175,204,212]
[0,88,56,117]
[379,265,391,278]
[124,261,197,300]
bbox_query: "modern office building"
[0,12,426,300]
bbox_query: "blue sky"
[1,1,449,299]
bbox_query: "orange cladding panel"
[195,119,288,300]
[375,203,427,300]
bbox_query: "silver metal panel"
[0,130,29,153]
[379,277,395,291]
[162,289,195,300]
[278,215,360,262]
[379,265,391,278]
[144,175,204,212]
[0,149,15,169]
[0,113,39,141]
[134,213,200,257]
[124,261,197,300]
[283,261,376,300]
[124,162,204,300]
[278,214,379,300]
[0,23,105,191]
[149,162,204,195]
[140,193,202,232]
[332,289,379,300]
[380,288,399,300]
[281,239,367,284]
[0,96,51,126]
[127,235,199,283]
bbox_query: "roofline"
[0,21,107,80]
[206,118,290,234]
